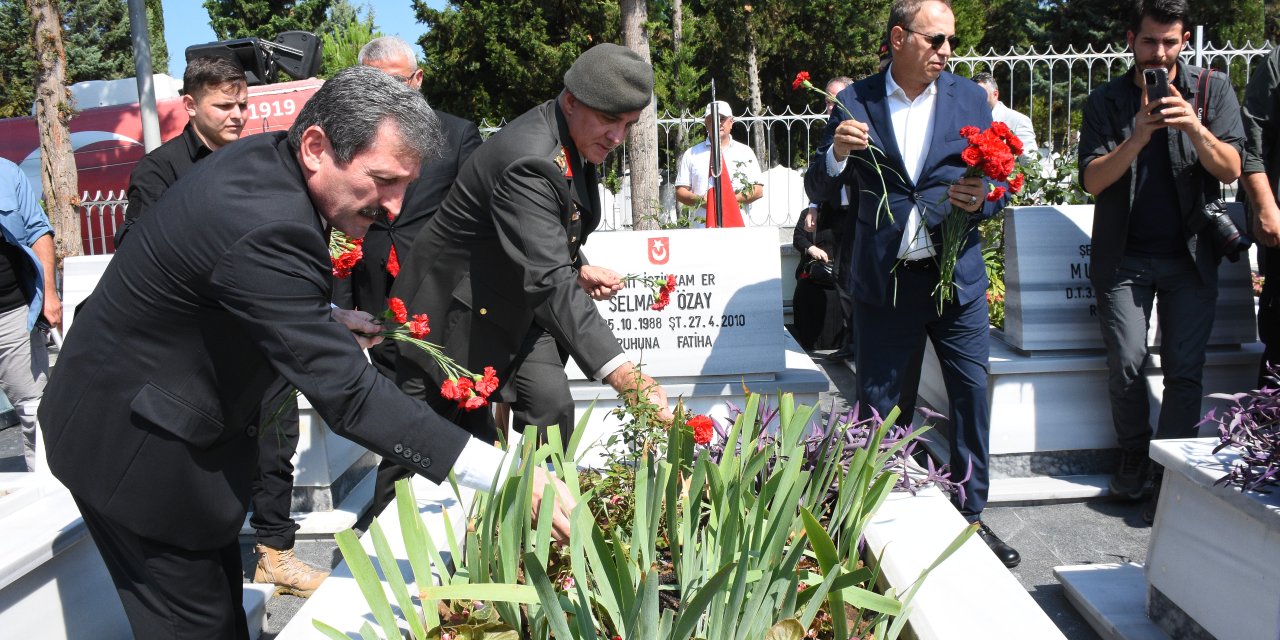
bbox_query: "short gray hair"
[288,66,442,165]
[358,36,417,66]
[971,72,996,89]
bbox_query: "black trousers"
[249,376,300,550]
[75,497,250,640]
[1259,245,1280,387]
[371,330,575,515]
[855,267,992,521]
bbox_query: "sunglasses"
[903,27,960,51]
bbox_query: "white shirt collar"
[885,63,939,101]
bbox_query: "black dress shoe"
[824,346,856,362]
[976,521,1021,568]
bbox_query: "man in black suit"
[339,36,485,515]
[112,55,332,598]
[806,0,1019,567]
[391,43,673,451]
[39,67,574,639]
[114,57,248,247]
[334,36,482,321]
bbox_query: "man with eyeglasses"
[344,36,485,516]
[806,0,1021,567]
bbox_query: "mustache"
[357,206,388,222]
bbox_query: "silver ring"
[968,195,977,205]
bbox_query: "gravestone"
[1002,204,1257,351]
[568,227,785,379]
[565,228,825,465]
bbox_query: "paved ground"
[1,349,1154,639]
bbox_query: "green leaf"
[800,506,846,637]
[332,529,402,640]
[357,621,381,640]
[418,583,542,604]
[523,551,577,640]
[311,619,356,640]
[671,561,738,640]
[765,619,806,640]
[368,518,427,639]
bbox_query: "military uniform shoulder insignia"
[554,146,573,179]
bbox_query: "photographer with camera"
[1078,0,1243,522]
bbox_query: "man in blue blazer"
[807,0,1019,567]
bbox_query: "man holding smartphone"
[1078,0,1243,520]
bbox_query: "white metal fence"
[79,190,126,255]
[77,36,1274,250]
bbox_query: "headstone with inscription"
[565,228,827,465]
[568,227,785,379]
[1002,205,1256,352]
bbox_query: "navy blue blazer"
[806,71,1004,307]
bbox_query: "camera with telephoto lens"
[1201,198,1251,262]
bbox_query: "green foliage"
[317,0,378,78]
[203,0,332,40]
[0,0,34,119]
[1267,4,1280,44]
[319,393,974,639]
[0,0,168,119]
[412,0,619,124]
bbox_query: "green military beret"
[563,43,654,114]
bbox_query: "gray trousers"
[1096,255,1217,450]
[0,305,48,471]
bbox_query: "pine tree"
[203,0,332,40]
[0,0,169,119]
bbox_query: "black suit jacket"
[332,111,482,311]
[114,123,212,248]
[390,100,622,417]
[40,133,472,550]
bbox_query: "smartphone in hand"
[1143,67,1169,112]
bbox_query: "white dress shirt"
[827,64,941,259]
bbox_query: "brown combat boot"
[253,543,330,597]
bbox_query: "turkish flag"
[705,155,744,228]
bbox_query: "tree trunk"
[620,0,660,230]
[671,0,687,162]
[745,33,767,167]
[26,0,81,269]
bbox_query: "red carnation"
[408,313,430,339]
[651,290,671,311]
[792,71,811,91]
[960,146,981,167]
[1008,173,1025,194]
[687,414,714,445]
[666,274,677,289]
[474,366,500,397]
[387,245,400,278]
[959,125,980,139]
[987,185,1006,202]
[462,394,488,411]
[388,297,408,324]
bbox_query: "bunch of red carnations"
[377,297,499,412]
[329,230,363,279]
[933,122,1025,312]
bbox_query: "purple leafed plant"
[1199,370,1280,493]
[707,399,967,505]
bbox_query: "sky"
[161,1,447,78]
